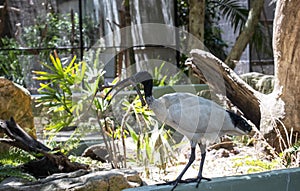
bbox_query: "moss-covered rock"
[240,72,274,94]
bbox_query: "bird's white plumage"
[149,92,246,144]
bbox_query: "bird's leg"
[182,143,211,188]
[195,143,211,187]
[157,141,196,191]
[182,143,211,187]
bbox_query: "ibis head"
[104,71,153,106]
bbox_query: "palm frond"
[210,0,249,33]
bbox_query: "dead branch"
[185,49,262,128]
[0,117,88,178]
[0,117,50,154]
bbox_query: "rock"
[231,147,240,155]
[82,144,109,162]
[0,169,143,191]
[215,148,230,158]
[0,78,36,153]
[240,72,274,94]
[0,177,29,187]
[82,139,137,163]
[209,141,235,151]
[0,78,35,137]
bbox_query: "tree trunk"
[186,49,262,128]
[117,0,135,77]
[273,0,300,132]
[188,0,205,83]
[0,1,7,38]
[189,0,205,44]
[225,0,265,69]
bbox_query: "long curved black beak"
[104,74,147,106]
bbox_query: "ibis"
[105,71,252,190]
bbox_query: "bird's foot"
[156,179,185,191]
[184,176,211,188]
[157,176,211,191]
[183,176,211,183]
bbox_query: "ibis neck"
[143,80,153,96]
[142,79,154,105]
[226,110,251,133]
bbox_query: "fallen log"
[0,117,88,178]
[185,49,262,128]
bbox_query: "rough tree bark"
[225,0,265,69]
[0,1,8,38]
[186,49,262,128]
[188,0,205,83]
[189,0,205,43]
[115,0,136,78]
[0,117,88,178]
[273,0,300,132]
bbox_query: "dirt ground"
[127,139,285,185]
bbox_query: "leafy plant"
[233,156,282,173]
[33,50,120,169]
[0,38,24,85]
[0,11,99,88]
[273,121,300,167]
[33,51,85,134]
[250,121,299,168]
[113,69,180,177]
[22,12,82,55]
[124,97,177,177]
[81,48,125,168]
[281,142,300,167]
[68,155,103,170]
[152,62,184,87]
[177,0,263,61]
[213,0,248,33]
[0,148,36,182]
[0,165,36,182]
[0,148,35,167]
[32,53,180,176]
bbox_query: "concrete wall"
[125,167,300,191]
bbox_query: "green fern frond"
[0,166,36,182]
[0,148,34,166]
